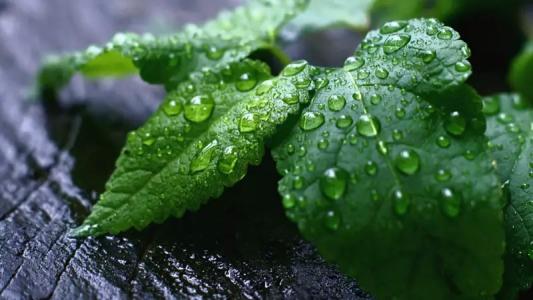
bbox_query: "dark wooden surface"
[0,0,371,299]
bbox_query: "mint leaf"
[272,19,504,299]
[72,59,315,236]
[284,0,374,38]
[37,0,308,93]
[483,94,533,299]
[509,42,533,102]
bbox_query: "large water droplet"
[336,115,353,129]
[392,188,409,216]
[163,100,183,116]
[481,97,499,115]
[282,60,308,76]
[282,92,299,105]
[239,113,259,133]
[328,95,346,111]
[190,140,218,174]
[184,94,215,123]
[383,34,411,54]
[256,79,274,96]
[419,50,436,64]
[282,194,296,209]
[299,111,325,131]
[236,72,257,92]
[356,114,381,137]
[218,146,238,175]
[344,56,365,71]
[455,61,471,73]
[380,21,408,34]
[204,45,225,60]
[142,133,155,146]
[437,28,453,40]
[395,149,420,175]
[371,94,382,105]
[375,68,389,79]
[440,188,461,218]
[444,111,466,136]
[320,167,348,200]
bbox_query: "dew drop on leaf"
[299,111,325,131]
[343,56,365,71]
[444,111,466,136]
[356,114,381,137]
[364,161,378,176]
[375,68,389,79]
[293,176,305,189]
[392,188,409,216]
[379,20,408,34]
[328,95,346,111]
[435,169,452,182]
[482,96,500,115]
[282,92,299,105]
[419,50,436,64]
[142,133,155,146]
[190,140,219,174]
[239,113,259,133]
[184,94,215,123]
[255,79,274,96]
[163,100,183,116]
[282,60,308,76]
[454,61,471,72]
[371,94,382,105]
[320,167,349,200]
[324,210,340,230]
[204,45,225,60]
[336,115,353,129]
[383,34,411,54]
[437,28,453,40]
[282,194,296,209]
[436,135,451,148]
[395,149,420,175]
[236,72,258,92]
[440,188,461,218]
[217,145,238,175]
[317,138,329,150]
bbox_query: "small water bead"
[315,77,329,90]
[142,133,155,146]
[435,169,452,182]
[282,60,308,76]
[256,79,274,96]
[426,25,438,36]
[282,194,296,209]
[282,92,299,105]
[383,34,411,54]
[297,146,307,157]
[377,140,388,155]
[356,114,381,137]
[163,100,183,116]
[482,96,500,115]
[380,20,408,34]
[455,61,471,73]
[370,94,382,105]
[357,70,370,80]
[370,189,380,201]
[286,144,295,155]
[365,161,378,176]
[218,146,238,175]
[184,94,215,123]
[320,167,349,200]
[440,188,461,218]
[324,210,340,231]
[328,95,346,111]
[294,77,312,89]
[336,115,353,128]
[395,107,406,119]
[506,123,521,134]
[436,136,451,148]
[419,50,436,64]
[353,91,363,101]
[464,150,476,160]
[461,45,472,58]
[293,176,305,190]
[204,45,225,60]
[239,113,259,133]
[318,138,329,150]
[344,56,365,71]
[512,95,528,110]
[299,111,325,131]
[497,112,514,124]
[392,129,404,141]
[348,133,358,145]
[437,28,453,40]
[444,111,466,136]
[395,149,420,175]
[236,72,258,92]
[392,189,410,216]
[375,68,389,79]
[190,140,218,174]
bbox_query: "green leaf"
[37,0,308,93]
[483,94,533,299]
[272,19,504,299]
[72,59,315,236]
[284,0,374,38]
[509,42,533,102]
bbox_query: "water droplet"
[464,150,476,160]
[375,68,389,79]
[395,149,420,175]
[392,129,403,141]
[318,138,329,150]
[370,189,380,201]
[370,94,382,105]
[286,144,295,155]
[392,188,409,216]
[419,50,436,64]
[218,146,238,175]
[190,140,218,174]
[435,169,451,182]
[293,176,305,189]
[236,72,257,92]
[282,92,299,105]
[356,114,381,137]
[440,188,461,218]
[336,115,353,128]
[353,91,363,101]
[377,140,388,155]
[324,210,340,230]
[282,194,296,209]
[436,136,451,148]
[521,183,530,190]
[357,70,370,79]
[282,60,308,76]
[344,56,365,71]
[365,161,378,176]
[204,45,225,60]
[395,107,406,119]
[299,111,325,131]
[294,77,311,89]
[142,133,155,146]
[497,113,513,124]
[482,96,500,115]
[163,100,183,116]
[455,61,471,72]
[380,20,408,34]
[320,167,348,200]
[328,95,346,111]
[426,25,438,36]
[444,111,466,136]
[383,34,411,54]
[512,95,527,110]
[184,94,215,123]
[437,28,453,40]
[256,79,274,96]
[239,113,259,133]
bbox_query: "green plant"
[37,0,532,299]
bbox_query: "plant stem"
[269,45,292,66]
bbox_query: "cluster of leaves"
[37,0,532,299]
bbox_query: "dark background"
[0,0,531,299]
